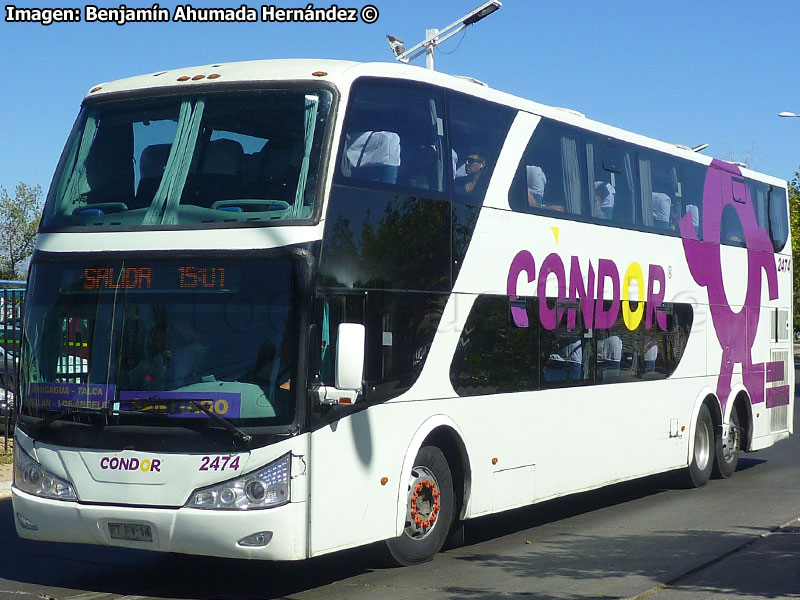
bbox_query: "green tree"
[0,182,43,280]
[790,171,800,331]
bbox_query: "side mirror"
[335,323,365,391]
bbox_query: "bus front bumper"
[11,486,308,560]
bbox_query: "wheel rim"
[695,418,711,471]
[721,417,740,463]
[403,465,441,540]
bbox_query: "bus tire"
[712,404,740,479]
[679,404,714,488]
[385,446,455,566]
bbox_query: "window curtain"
[561,136,582,215]
[288,95,320,220]
[143,99,206,225]
[624,152,636,222]
[639,158,653,227]
[57,114,99,216]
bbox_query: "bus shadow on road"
[0,497,385,600]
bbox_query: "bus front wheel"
[712,405,740,479]
[386,446,455,566]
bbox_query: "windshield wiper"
[25,407,108,434]
[118,396,252,445]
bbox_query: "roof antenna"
[386,1,502,71]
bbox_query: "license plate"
[108,522,152,542]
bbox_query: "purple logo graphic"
[679,159,778,411]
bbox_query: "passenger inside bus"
[652,192,672,230]
[454,149,488,195]
[526,165,547,207]
[721,204,745,246]
[594,181,615,219]
[597,334,622,380]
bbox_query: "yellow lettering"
[622,262,645,331]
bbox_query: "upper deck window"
[42,88,333,230]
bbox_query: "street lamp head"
[463,1,501,25]
[778,111,799,118]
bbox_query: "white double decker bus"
[12,59,793,565]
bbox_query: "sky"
[1,0,799,198]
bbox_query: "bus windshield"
[42,88,332,229]
[19,255,304,449]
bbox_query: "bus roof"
[85,59,786,188]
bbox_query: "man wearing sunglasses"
[455,149,488,195]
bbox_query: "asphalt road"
[2,375,800,600]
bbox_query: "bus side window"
[448,92,515,205]
[746,178,769,233]
[587,139,637,225]
[768,186,789,252]
[721,205,745,247]
[337,80,446,194]
[682,163,705,239]
[639,152,682,234]
[509,118,585,216]
[364,291,447,403]
[540,301,593,388]
[315,295,365,387]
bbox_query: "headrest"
[201,139,244,175]
[139,144,172,179]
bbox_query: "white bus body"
[12,59,793,564]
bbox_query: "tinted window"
[639,152,684,233]
[450,296,540,396]
[449,93,515,205]
[768,186,789,252]
[509,119,586,216]
[721,204,746,247]
[681,162,705,239]
[450,295,693,395]
[588,138,638,225]
[315,291,446,403]
[364,291,447,402]
[338,81,446,194]
[745,178,769,237]
[319,186,452,291]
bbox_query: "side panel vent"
[771,404,789,432]
[767,349,790,432]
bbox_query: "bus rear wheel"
[385,446,455,566]
[712,405,740,479]
[678,404,714,488]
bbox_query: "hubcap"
[695,419,711,471]
[403,466,441,540]
[722,418,740,463]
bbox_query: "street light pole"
[386,1,502,71]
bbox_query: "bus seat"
[133,143,172,209]
[260,140,302,201]
[193,139,244,207]
[344,131,400,184]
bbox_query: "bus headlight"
[186,453,290,510]
[14,444,77,501]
